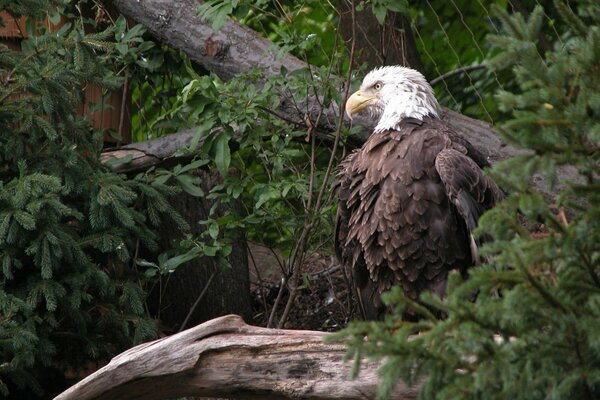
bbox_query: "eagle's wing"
[335,150,388,320]
[335,156,378,320]
[435,148,504,262]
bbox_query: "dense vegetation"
[0,0,189,396]
[336,1,600,399]
[1,0,599,398]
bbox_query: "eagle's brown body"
[335,116,503,320]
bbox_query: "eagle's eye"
[374,82,382,90]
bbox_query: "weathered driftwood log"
[55,315,420,400]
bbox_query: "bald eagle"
[335,66,504,320]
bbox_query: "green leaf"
[176,174,204,197]
[179,158,209,174]
[144,268,157,278]
[216,256,231,270]
[372,4,388,25]
[255,187,279,209]
[208,222,219,239]
[197,0,238,32]
[160,251,200,272]
[212,133,231,175]
[135,259,158,268]
[105,154,134,168]
[116,43,129,55]
[122,24,146,43]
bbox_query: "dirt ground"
[247,244,360,331]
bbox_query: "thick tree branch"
[111,0,517,164]
[112,0,306,80]
[100,127,197,172]
[55,315,420,400]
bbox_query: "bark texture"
[146,169,253,330]
[55,315,420,400]
[112,0,305,81]
[338,1,423,70]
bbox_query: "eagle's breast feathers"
[335,115,503,319]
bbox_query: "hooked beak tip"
[345,90,374,119]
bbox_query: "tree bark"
[338,1,423,70]
[55,314,420,400]
[110,0,509,150]
[145,170,253,331]
[100,127,198,172]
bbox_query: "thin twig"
[275,0,358,328]
[246,242,269,316]
[267,276,287,328]
[117,71,128,145]
[179,271,216,332]
[256,105,306,127]
[430,64,488,86]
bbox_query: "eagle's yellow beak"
[345,90,376,119]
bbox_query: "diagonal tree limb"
[111,0,518,162]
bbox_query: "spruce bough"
[335,1,600,399]
[0,1,185,396]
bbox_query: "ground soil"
[247,244,360,331]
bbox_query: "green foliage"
[156,66,345,258]
[334,1,600,398]
[0,1,186,396]
[370,0,409,25]
[408,0,508,121]
[130,47,197,141]
[126,0,354,332]
[197,0,240,31]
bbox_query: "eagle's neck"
[374,91,440,133]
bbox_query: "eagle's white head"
[345,66,440,133]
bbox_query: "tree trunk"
[55,314,420,400]
[338,1,423,70]
[146,169,253,331]
[102,126,252,330]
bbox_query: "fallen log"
[113,0,305,81]
[54,315,420,400]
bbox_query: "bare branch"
[430,64,488,86]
